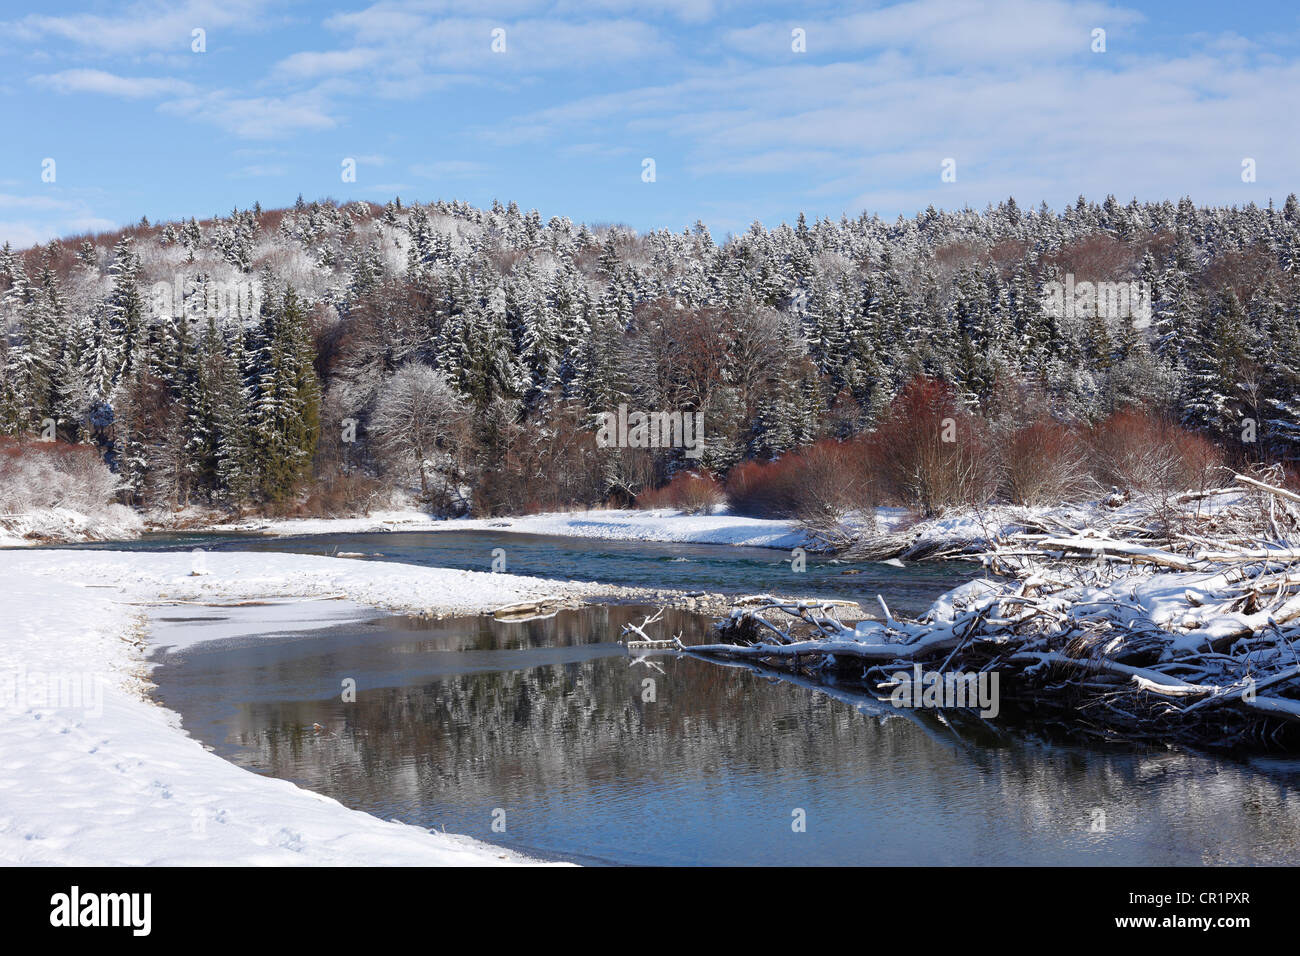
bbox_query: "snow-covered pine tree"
[1182,289,1256,441]
[250,287,321,501]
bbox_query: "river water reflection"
[150,604,1300,866]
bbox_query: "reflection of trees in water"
[216,607,1300,863]
[383,604,665,652]
[231,648,965,810]
[968,741,1300,864]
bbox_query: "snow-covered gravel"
[0,549,617,866]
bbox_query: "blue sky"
[1,0,1298,246]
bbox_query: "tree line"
[0,191,1297,516]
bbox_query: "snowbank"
[208,507,808,549]
[0,549,607,865]
[0,505,143,548]
[8,548,621,616]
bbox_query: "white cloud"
[4,0,271,54]
[273,49,382,80]
[322,13,673,76]
[8,0,1300,234]
[160,90,339,138]
[0,222,54,247]
[723,0,1144,63]
[554,0,732,23]
[0,193,90,212]
[485,17,1300,216]
[32,69,195,98]
[0,194,115,247]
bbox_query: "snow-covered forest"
[2,193,1299,520]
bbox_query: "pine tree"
[250,288,321,501]
[1183,290,1255,439]
[950,268,998,408]
[214,322,256,501]
[574,292,623,413]
[1255,279,1300,458]
[11,260,63,431]
[105,237,146,382]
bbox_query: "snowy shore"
[5,492,1252,566]
[1,503,809,550]
[0,549,639,866]
[685,477,1300,749]
[201,506,810,549]
[0,504,143,548]
[185,500,1160,555]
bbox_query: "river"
[118,530,1300,866]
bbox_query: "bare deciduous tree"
[370,363,467,508]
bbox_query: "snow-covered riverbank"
[5,491,1256,567]
[0,549,638,865]
[685,476,1300,749]
[200,507,809,549]
[185,498,1190,555]
[0,505,143,548]
[3,502,806,551]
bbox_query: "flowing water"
[62,528,972,615]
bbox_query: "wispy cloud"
[159,89,339,138]
[4,0,271,54]
[5,0,1300,241]
[321,13,674,79]
[0,193,86,211]
[723,0,1144,62]
[484,11,1300,214]
[0,192,113,247]
[32,69,195,98]
[273,49,382,80]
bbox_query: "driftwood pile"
[645,470,1300,750]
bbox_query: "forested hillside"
[2,193,1298,518]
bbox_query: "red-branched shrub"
[798,439,878,522]
[1089,409,1222,498]
[867,377,999,515]
[632,483,674,510]
[634,471,725,514]
[725,439,876,520]
[724,457,804,517]
[1000,419,1095,506]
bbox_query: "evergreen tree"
[251,288,321,501]
[1183,290,1255,440]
